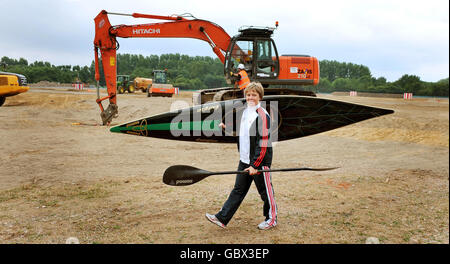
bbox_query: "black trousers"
[215,161,277,226]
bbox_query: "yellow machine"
[133,77,153,92]
[0,71,29,106]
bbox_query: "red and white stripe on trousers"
[253,108,268,167]
[263,166,277,225]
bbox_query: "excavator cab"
[224,27,280,86]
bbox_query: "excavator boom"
[93,10,319,124]
[94,10,233,124]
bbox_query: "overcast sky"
[1,0,448,82]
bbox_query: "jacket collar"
[246,102,261,111]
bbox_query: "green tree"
[332,78,353,91]
[317,77,332,93]
[394,74,423,93]
[355,75,373,91]
[431,78,449,96]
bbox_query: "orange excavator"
[94,10,319,125]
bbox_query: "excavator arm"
[93,10,232,125]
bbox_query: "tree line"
[316,60,448,97]
[1,55,448,97]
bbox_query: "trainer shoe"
[258,219,277,230]
[205,213,226,228]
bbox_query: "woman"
[206,82,277,230]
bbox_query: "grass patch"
[0,184,37,203]
[0,182,116,206]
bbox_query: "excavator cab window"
[255,40,278,78]
[227,40,254,73]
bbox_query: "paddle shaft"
[208,167,336,176]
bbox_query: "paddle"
[163,165,339,186]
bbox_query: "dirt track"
[0,89,448,244]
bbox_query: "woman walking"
[206,82,277,230]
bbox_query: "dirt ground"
[0,88,448,244]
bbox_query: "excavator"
[94,10,319,125]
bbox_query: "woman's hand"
[219,122,226,129]
[244,166,258,175]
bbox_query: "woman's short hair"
[244,82,264,99]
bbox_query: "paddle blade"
[163,165,212,186]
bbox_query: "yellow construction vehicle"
[133,77,153,92]
[0,71,29,106]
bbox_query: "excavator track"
[212,89,241,102]
[194,87,316,105]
